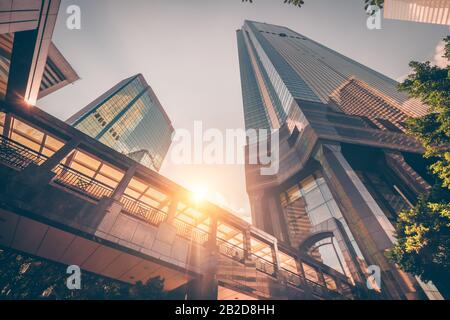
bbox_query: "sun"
[190,186,208,204]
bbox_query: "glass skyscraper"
[237,20,427,131]
[237,21,441,299]
[66,74,173,171]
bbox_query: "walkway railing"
[173,217,209,245]
[251,253,276,277]
[120,194,167,226]
[52,164,114,201]
[0,135,47,170]
[217,237,245,263]
[280,267,303,287]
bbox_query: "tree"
[242,0,305,8]
[0,248,167,300]
[399,36,450,188]
[387,36,450,299]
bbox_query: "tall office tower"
[384,0,450,26]
[0,0,79,104]
[237,20,443,300]
[66,74,174,171]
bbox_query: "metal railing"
[217,237,245,263]
[0,135,47,170]
[306,278,328,296]
[251,253,276,277]
[172,217,209,245]
[120,194,167,226]
[52,164,114,201]
[280,268,303,287]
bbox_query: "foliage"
[399,36,450,188]
[388,36,450,298]
[387,186,450,290]
[364,0,384,10]
[0,248,166,300]
[242,0,305,7]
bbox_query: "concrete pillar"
[186,276,218,300]
[1,113,12,137]
[94,164,137,233]
[314,143,421,300]
[110,164,137,201]
[186,217,219,301]
[165,197,179,223]
[243,228,252,261]
[271,240,281,278]
[207,216,218,250]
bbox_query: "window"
[302,263,319,283]
[307,236,350,278]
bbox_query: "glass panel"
[250,238,273,262]
[128,178,148,193]
[95,174,118,188]
[326,200,343,219]
[44,135,64,153]
[73,151,101,172]
[124,187,140,199]
[324,274,337,291]
[140,195,160,208]
[319,182,333,202]
[70,161,96,178]
[279,251,298,273]
[308,203,332,225]
[144,186,167,202]
[286,184,301,204]
[303,263,319,283]
[300,176,317,194]
[11,118,45,152]
[99,164,124,182]
[303,187,325,210]
[11,132,41,152]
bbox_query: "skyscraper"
[384,0,450,26]
[66,74,173,171]
[237,20,442,299]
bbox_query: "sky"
[39,0,450,222]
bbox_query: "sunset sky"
[39,0,449,222]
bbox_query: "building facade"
[237,20,443,299]
[0,0,79,104]
[384,0,450,26]
[66,74,174,171]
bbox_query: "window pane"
[304,187,325,210]
[307,203,331,225]
[303,263,319,283]
[300,176,317,194]
[324,274,337,291]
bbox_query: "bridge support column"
[20,138,80,185]
[186,274,218,300]
[243,228,252,261]
[94,164,137,233]
[186,215,219,300]
[271,240,281,278]
[165,197,179,224]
